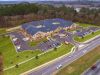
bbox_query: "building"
[21,18,76,41]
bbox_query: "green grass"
[74,30,100,42]
[29,38,47,46]
[0,36,42,69]
[0,28,6,34]
[76,23,97,28]
[56,46,100,75]
[0,35,73,75]
[4,42,73,75]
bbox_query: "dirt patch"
[67,66,75,74]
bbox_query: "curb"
[20,46,75,75]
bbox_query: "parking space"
[10,32,36,52]
[36,39,61,51]
[53,30,77,46]
[9,29,78,52]
[9,32,62,52]
[76,27,100,37]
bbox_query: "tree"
[15,64,19,68]
[0,52,3,75]
[0,4,100,28]
[26,56,28,58]
[35,55,39,59]
[16,55,19,58]
[92,31,94,35]
[81,36,84,39]
[54,47,57,51]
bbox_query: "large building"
[21,18,76,41]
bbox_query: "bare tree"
[0,52,3,75]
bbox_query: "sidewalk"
[20,46,75,75]
[83,34,100,43]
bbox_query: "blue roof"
[22,18,73,35]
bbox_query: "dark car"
[91,65,97,70]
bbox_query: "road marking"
[83,50,87,53]
[79,44,84,48]
[3,31,100,74]
[21,35,100,75]
[20,46,75,75]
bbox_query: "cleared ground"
[0,32,73,75]
[56,46,100,75]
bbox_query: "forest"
[0,3,100,28]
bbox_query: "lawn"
[74,30,100,42]
[0,36,42,69]
[0,28,6,34]
[76,23,98,28]
[56,46,100,75]
[0,33,73,75]
[4,41,73,75]
[28,37,47,46]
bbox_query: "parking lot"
[10,26,99,52]
[75,27,100,37]
[10,29,77,52]
[10,32,35,52]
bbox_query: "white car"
[23,38,29,41]
[56,64,62,70]
[16,45,21,49]
[13,38,17,42]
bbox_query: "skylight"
[35,25,45,28]
[52,22,60,25]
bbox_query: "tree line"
[0,4,100,28]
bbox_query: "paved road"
[24,36,100,75]
[82,60,100,75]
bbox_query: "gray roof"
[22,18,73,35]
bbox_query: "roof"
[22,18,73,35]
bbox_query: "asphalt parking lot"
[10,26,99,52]
[9,29,77,52]
[75,27,100,37]
[10,32,35,52]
